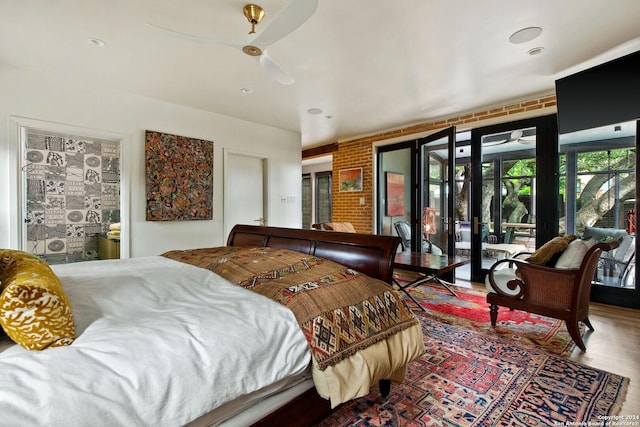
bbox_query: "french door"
[470,115,558,282]
[418,128,457,256]
[377,127,457,257]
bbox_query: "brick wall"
[331,94,557,233]
[331,140,373,233]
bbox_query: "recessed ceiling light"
[240,87,252,94]
[509,27,542,44]
[87,38,106,48]
[528,47,544,56]
[307,108,323,115]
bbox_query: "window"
[559,122,636,291]
[315,171,332,224]
[301,171,332,228]
[302,174,312,229]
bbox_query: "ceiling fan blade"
[483,139,508,147]
[259,51,295,85]
[518,136,537,144]
[252,0,318,48]
[146,23,239,48]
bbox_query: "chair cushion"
[0,249,76,350]
[555,238,595,269]
[485,267,521,296]
[527,234,577,266]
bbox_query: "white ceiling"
[2,0,640,149]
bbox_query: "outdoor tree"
[560,148,636,233]
[466,147,635,234]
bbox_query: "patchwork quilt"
[162,246,419,370]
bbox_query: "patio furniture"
[600,234,635,287]
[394,220,442,255]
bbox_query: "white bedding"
[0,256,311,426]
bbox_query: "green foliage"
[577,148,635,172]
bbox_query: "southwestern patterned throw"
[162,246,419,370]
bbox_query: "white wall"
[0,64,302,257]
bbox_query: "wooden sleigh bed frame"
[226,224,402,427]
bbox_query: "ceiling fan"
[147,0,318,85]
[483,129,536,147]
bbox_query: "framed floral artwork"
[338,167,363,192]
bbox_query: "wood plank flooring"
[574,302,640,416]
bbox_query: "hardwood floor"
[574,302,640,416]
[457,279,640,417]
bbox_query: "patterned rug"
[315,308,629,426]
[402,281,584,356]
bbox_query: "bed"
[0,225,425,426]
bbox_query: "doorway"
[377,128,457,256]
[15,118,127,263]
[224,150,266,240]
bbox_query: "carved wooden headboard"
[226,225,401,284]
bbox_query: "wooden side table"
[393,251,470,309]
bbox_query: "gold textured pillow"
[0,250,75,350]
[527,235,578,266]
[0,248,46,271]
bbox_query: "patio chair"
[600,234,635,287]
[393,220,442,254]
[485,240,619,351]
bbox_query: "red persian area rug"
[315,306,629,426]
[403,281,584,356]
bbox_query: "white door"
[224,151,266,241]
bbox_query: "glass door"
[470,115,558,282]
[418,127,456,256]
[377,128,456,258]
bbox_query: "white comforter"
[0,256,311,426]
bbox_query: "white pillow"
[554,238,595,269]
